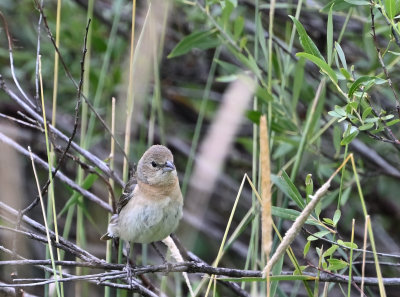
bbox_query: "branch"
[0,77,123,187]
[0,132,112,212]
[33,0,129,163]
[22,18,92,215]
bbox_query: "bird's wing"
[117,176,137,213]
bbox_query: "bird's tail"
[100,214,119,240]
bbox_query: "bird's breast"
[118,196,183,244]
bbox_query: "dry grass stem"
[260,115,272,293]
[262,154,353,276]
[162,236,194,297]
[361,216,369,296]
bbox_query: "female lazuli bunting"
[101,145,183,251]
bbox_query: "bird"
[101,145,183,270]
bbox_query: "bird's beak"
[163,161,175,172]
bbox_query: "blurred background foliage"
[1,0,400,296]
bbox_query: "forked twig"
[22,19,91,215]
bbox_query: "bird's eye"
[151,161,157,168]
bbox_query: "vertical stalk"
[123,0,137,182]
[75,1,93,296]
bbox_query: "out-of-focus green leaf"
[387,119,400,126]
[221,1,234,28]
[344,0,369,5]
[348,76,381,98]
[359,123,374,131]
[338,239,358,249]
[289,16,325,61]
[321,0,354,11]
[228,46,262,80]
[328,105,347,118]
[304,241,311,257]
[307,230,331,241]
[327,4,334,65]
[256,87,273,102]
[296,52,338,83]
[362,107,372,120]
[292,57,305,110]
[384,0,398,19]
[333,209,341,225]
[271,206,318,225]
[327,258,348,270]
[246,110,262,124]
[341,127,359,145]
[322,245,338,258]
[335,42,347,69]
[272,171,305,208]
[168,30,220,58]
[233,16,245,40]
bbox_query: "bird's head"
[137,145,177,186]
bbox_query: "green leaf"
[228,46,262,80]
[321,0,354,11]
[329,105,347,118]
[221,1,234,28]
[338,239,358,249]
[256,87,273,102]
[304,241,311,257]
[341,127,359,145]
[327,4,334,65]
[339,68,351,80]
[327,258,348,270]
[296,52,338,83]
[348,76,380,98]
[344,0,369,5]
[381,114,394,121]
[362,107,372,120]
[359,122,374,131]
[305,174,313,202]
[307,230,330,241]
[333,209,341,225]
[168,30,220,58]
[233,16,245,40]
[335,42,347,69]
[246,110,262,124]
[322,245,338,258]
[385,0,397,19]
[333,125,341,154]
[272,171,305,208]
[271,207,319,225]
[58,174,99,217]
[289,16,325,61]
[364,117,379,123]
[323,218,335,225]
[387,119,400,126]
[216,75,238,83]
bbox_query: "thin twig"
[0,77,123,187]
[33,0,128,162]
[34,0,44,111]
[0,11,35,109]
[0,134,112,212]
[21,19,91,215]
[0,113,43,132]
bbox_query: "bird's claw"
[124,263,134,289]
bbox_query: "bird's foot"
[164,261,173,275]
[124,262,135,289]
